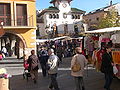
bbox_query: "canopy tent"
[52,36,71,41]
[85,27,120,33]
[36,36,72,43]
[36,39,49,43]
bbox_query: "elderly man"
[47,48,60,90]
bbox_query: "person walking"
[47,48,60,90]
[38,47,49,77]
[101,46,113,90]
[56,46,63,62]
[71,47,88,90]
[27,50,39,84]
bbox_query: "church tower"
[50,0,72,13]
[50,0,72,7]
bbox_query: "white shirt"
[2,47,7,53]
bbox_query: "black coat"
[101,52,113,74]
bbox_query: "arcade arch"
[0,32,26,59]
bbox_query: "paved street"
[0,57,120,90]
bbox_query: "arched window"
[78,15,80,19]
[63,13,67,19]
[49,14,52,19]
[56,14,59,19]
[72,14,74,19]
[75,15,77,19]
[53,14,56,19]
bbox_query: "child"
[0,51,3,60]
[23,55,29,70]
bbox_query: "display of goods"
[112,51,120,64]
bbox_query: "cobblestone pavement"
[0,57,120,90]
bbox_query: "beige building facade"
[84,3,120,31]
[0,0,37,58]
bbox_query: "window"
[96,17,99,21]
[56,14,59,19]
[53,14,56,19]
[0,3,11,26]
[72,14,74,19]
[75,15,77,19]
[63,13,67,19]
[49,14,52,19]
[78,15,80,19]
[16,4,27,26]
[64,24,68,34]
[49,14,59,19]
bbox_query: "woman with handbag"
[71,47,88,90]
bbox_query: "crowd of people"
[24,46,87,90]
[37,39,82,59]
[24,43,114,90]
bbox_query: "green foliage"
[98,8,120,29]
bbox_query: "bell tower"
[50,0,72,8]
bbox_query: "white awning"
[85,27,120,33]
[36,36,71,43]
[52,36,71,41]
[36,39,49,43]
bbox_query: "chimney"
[110,0,112,6]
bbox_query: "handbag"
[113,65,118,74]
[72,56,81,72]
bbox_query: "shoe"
[34,79,37,84]
[48,87,52,90]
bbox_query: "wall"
[0,0,37,56]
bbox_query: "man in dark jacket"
[27,50,39,84]
[38,47,49,77]
[101,46,113,90]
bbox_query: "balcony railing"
[0,14,34,27]
[0,14,11,26]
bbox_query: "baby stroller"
[23,61,31,81]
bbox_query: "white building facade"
[37,0,86,38]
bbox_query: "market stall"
[85,27,120,79]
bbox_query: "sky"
[36,0,120,13]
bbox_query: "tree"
[98,8,120,29]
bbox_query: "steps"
[0,57,23,64]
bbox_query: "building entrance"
[0,32,25,59]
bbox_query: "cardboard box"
[0,78,9,90]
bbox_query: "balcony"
[0,14,35,29]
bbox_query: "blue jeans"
[49,73,59,90]
[104,73,113,90]
[74,76,85,90]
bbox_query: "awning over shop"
[36,36,84,45]
[36,36,71,43]
[52,36,71,41]
[85,27,120,33]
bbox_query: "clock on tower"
[62,3,67,8]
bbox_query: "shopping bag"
[113,65,118,74]
[72,56,81,72]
